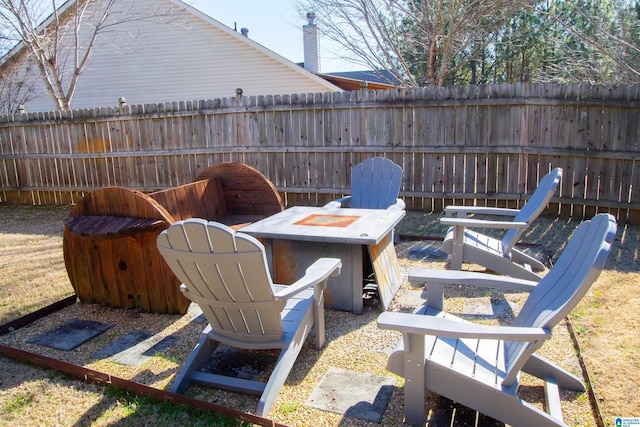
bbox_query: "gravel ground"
[3,207,634,426]
[0,226,597,426]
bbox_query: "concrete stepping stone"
[27,318,113,351]
[462,296,515,319]
[92,330,154,360]
[408,245,448,260]
[92,330,179,366]
[306,367,395,423]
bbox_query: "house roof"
[326,70,401,86]
[168,0,341,92]
[317,72,397,91]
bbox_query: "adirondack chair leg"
[425,283,444,312]
[450,225,464,270]
[544,376,564,422]
[313,282,327,349]
[171,329,220,394]
[523,354,585,391]
[402,332,426,426]
[256,308,314,417]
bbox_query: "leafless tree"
[0,0,181,110]
[0,55,38,114]
[295,0,526,86]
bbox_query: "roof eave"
[167,0,342,93]
[316,73,396,91]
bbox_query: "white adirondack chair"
[324,157,405,210]
[378,213,616,427]
[156,218,341,417]
[441,167,562,280]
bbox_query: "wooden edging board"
[0,297,288,427]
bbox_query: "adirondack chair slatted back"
[350,157,403,209]
[157,219,286,342]
[502,213,616,385]
[501,168,562,253]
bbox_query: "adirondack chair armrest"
[274,258,342,301]
[441,217,529,229]
[387,199,406,210]
[377,312,551,341]
[444,206,520,218]
[408,269,538,293]
[323,196,351,208]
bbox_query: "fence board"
[1,83,639,223]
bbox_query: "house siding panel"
[12,0,338,112]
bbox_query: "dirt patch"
[1,205,638,426]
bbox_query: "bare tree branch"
[295,0,526,86]
[0,0,182,110]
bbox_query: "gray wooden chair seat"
[378,213,616,426]
[441,168,562,280]
[157,218,341,416]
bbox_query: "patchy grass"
[0,360,244,427]
[1,204,639,426]
[3,391,35,415]
[0,205,74,324]
[0,204,246,427]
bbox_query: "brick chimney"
[303,13,320,73]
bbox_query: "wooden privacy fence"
[1,83,639,223]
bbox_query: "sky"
[187,0,358,73]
